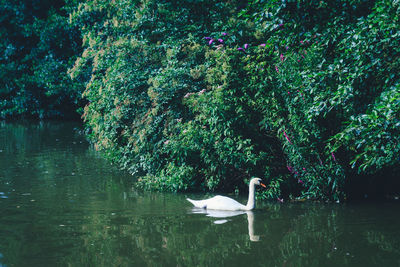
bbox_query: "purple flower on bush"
[317,155,324,166]
[283,131,292,144]
[222,32,227,36]
[297,90,304,100]
[208,39,214,45]
[260,43,266,47]
[279,23,284,27]
[280,54,285,62]
[237,47,245,52]
[244,43,249,49]
[204,37,212,40]
[298,179,304,184]
[275,65,279,73]
[184,92,194,98]
[331,152,336,161]
[218,38,224,43]
[285,46,289,50]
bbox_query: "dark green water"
[0,122,399,267]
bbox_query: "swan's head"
[251,177,267,188]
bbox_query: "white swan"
[187,177,266,211]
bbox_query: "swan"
[186,177,266,211]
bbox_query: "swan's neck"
[245,182,256,210]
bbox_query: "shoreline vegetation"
[1,0,399,202]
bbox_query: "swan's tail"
[186,198,207,209]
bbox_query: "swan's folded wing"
[205,196,246,211]
[187,196,246,211]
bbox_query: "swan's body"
[187,178,266,211]
[187,195,248,211]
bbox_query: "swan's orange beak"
[260,182,267,188]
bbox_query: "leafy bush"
[69,0,400,201]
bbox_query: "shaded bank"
[0,0,84,120]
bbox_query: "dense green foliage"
[2,0,399,200]
[70,0,400,201]
[0,0,84,119]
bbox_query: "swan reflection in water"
[190,208,260,242]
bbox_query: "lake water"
[0,121,399,267]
